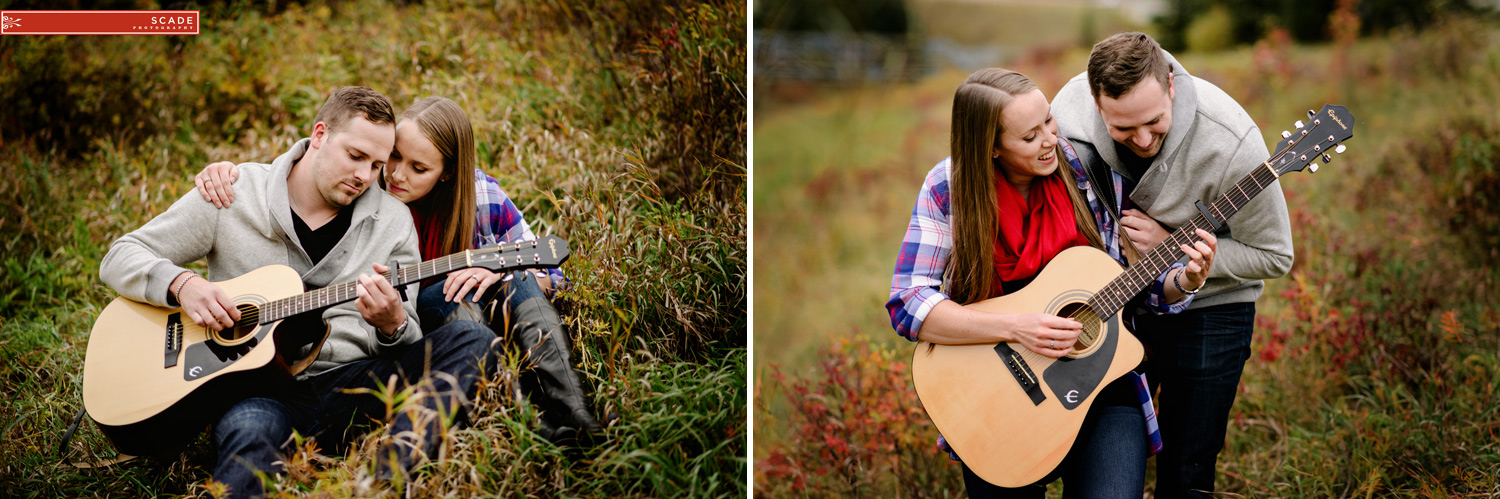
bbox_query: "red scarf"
[990,172,1089,296]
[410,203,444,262]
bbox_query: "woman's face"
[993,88,1059,185]
[383,120,446,204]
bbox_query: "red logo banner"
[1,10,199,35]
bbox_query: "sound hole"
[210,304,262,346]
[1059,302,1103,350]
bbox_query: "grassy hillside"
[0,0,746,497]
[753,19,1500,497]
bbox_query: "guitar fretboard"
[254,251,471,324]
[1085,163,1281,315]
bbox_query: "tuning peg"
[1309,163,1319,173]
[1281,130,1291,139]
[1322,153,1332,163]
[1335,144,1347,154]
[1295,120,1305,129]
[1307,109,1317,118]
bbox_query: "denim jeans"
[211,320,493,499]
[1134,302,1256,499]
[960,377,1148,498]
[416,271,544,331]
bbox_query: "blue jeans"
[211,320,493,499]
[1134,302,1256,499]
[416,271,544,330]
[960,377,1148,498]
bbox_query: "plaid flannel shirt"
[886,137,1190,341]
[473,169,566,288]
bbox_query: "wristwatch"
[383,319,409,338]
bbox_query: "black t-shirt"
[291,207,353,266]
[1114,141,1155,199]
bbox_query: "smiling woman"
[885,67,1216,495]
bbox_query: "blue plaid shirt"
[473,169,566,287]
[886,137,1190,341]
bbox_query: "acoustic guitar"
[911,105,1355,486]
[82,235,571,456]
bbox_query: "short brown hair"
[312,86,395,135]
[1086,32,1172,100]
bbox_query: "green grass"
[0,0,745,497]
[754,18,1500,497]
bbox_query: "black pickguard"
[180,323,272,381]
[1042,311,1120,410]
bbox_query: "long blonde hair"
[946,69,1103,305]
[394,96,478,256]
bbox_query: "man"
[99,86,492,498]
[1051,33,1294,497]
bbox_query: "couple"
[99,87,605,498]
[887,33,1293,497]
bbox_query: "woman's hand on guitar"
[443,268,501,303]
[1010,313,1082,358]
[174,273,241,331]
[1177,229,1218,291]
[195,161,240,209]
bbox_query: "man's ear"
[1167,74,1175,100]
[309,122,329,150]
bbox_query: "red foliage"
[755,337,952,495]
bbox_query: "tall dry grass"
[0,0,745,496]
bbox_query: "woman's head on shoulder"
[383,96,478,206]
[384,96,480,257]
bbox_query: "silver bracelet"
[1173,269,1202,295]
[174,272,198,299]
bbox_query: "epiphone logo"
[1328,109,1348,131]
[548,238,558,259]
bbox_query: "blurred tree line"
[752,0,909,35]
[1154,0,1495,52]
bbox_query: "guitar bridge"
[165,312,182,368]
[994,343,1046,405]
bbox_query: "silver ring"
[469,275,479,281]
[1050,339,1056,349]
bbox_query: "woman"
[195,96,604,444]
[886,68,1217,496]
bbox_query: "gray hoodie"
[1051,50,1294,309]
[99,138,424,377]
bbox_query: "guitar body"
[911,246,1145,487]
[82,265,327,456]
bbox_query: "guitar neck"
[1087,163,1282,314]
[255,250,478,324]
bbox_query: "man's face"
[1096,75,1174,159]
[310,117,395,208]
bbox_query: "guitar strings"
[1007,122,1317,366]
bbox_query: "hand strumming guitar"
[917,301,1084,359]
[171,271,241,331]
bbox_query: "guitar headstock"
[1271,104,1354,176]
[469,235,571,272]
